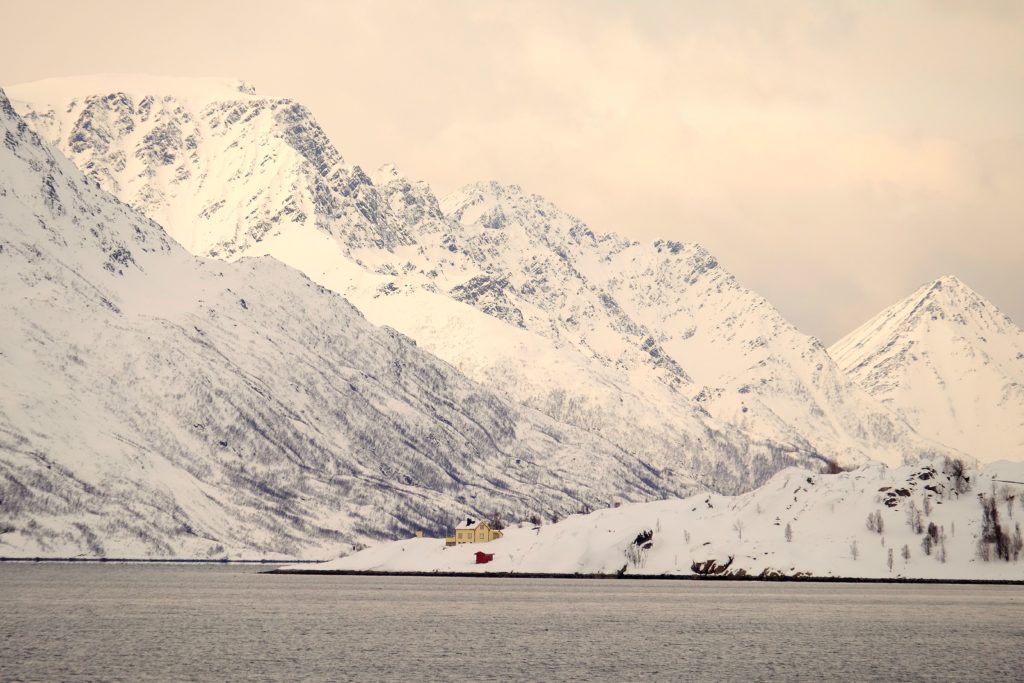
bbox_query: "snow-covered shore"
[283,459,1024,581]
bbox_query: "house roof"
[455,516,488,530]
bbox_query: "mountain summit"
[830,276,1024,462]
[7,75,418,256]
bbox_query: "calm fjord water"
[1,563,1021,681]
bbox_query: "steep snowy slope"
[0,88,704,560]
[285,458,1024,581]
[9,77,950,486]
[440,182,947,466]
[831,277,1024,463]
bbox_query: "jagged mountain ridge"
[0,87,709,559]
[9,76,954,486]
[440,182,944,466]
[9,75,417,256]
[9,79,692,393]
[9,76,824,495]
[831,276,1024,463]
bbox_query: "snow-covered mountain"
[440,182,942,467]
[831,276,1024,463]
[284,457,1024,581]
[0,87,709,560]
[8,75,416,257]
[8,76,952,489]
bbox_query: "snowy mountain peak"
[831,276,1024,463]
[911,275,1019,328]
[370,162,401,184]
[8,74,263,109]
[7,76,428,256]
[919,275,986,306]
[833,275,1020,373]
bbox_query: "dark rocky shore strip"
[265,568,1024,585]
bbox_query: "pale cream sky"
[2,0,1022,342]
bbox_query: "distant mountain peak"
[921,274,978,302]
[831,276,1024,463]
[894,275,1016,334]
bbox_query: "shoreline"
[264,568,1024,585]
[3,559,1019,585]
[0,557,322,564]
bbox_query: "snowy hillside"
[831,276,1024,463]
[284,458,1024,581]
[9,77,952,491]
[0,87,706,560]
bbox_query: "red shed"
[474,551,495,564]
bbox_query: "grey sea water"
[0,563,1021,681]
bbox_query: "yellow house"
[445,517,503,546]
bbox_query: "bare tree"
[850,540,859,561]
[866,510,884,534]
[906,500,923,534]
[944,457,970,495]
[901,544,911,561]
[489,510,505,531]
[784,523,793,543]
[732,519,744,540]
[978,489,1011,561]
[887,548,894,572]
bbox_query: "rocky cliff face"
[12,76,417,257]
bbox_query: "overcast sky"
[2,0,1022,342]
